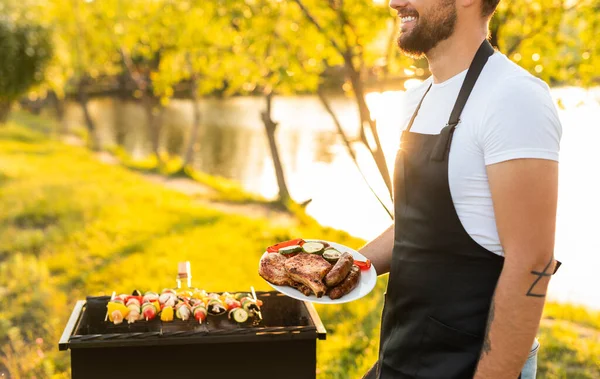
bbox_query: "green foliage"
[490,0,599,86]
[0,19,52,105]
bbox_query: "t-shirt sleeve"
[480,76,562,166]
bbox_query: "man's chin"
[397,37,427,59]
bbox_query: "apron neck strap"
[446,39,495,128]
[430,40,495,161]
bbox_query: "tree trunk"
[78,77,100,150]
[0,100,11,125]
[183,74,202,169]
[114,74,128,145]
[48,90,65,122]
[318,90,393,219]
[261,93,291,204]
[344,55,394,201]
[143,95,163,165]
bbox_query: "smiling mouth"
[400,16,417,23]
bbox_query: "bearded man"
[359,0,562,378]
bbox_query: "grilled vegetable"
[302,242,325,255]
[207,299,227,315]
[266,238,305,253]
[192,289,207,300]
[234,293,249,301]
[354,259,372,270]
[228,308,249,323]
[142,302,158,321]
[126,296,142,307]
[322,248,342,264]
[279,245,302,256]
[240,297,261,313]
[132,289,143,297]
[161,306,174,322]
[107,302,130,324]
[224,297,241,310]
[143,291,159,303]
[175,302,192,321]
[126,304,141,324]
[192,304,207,324]
[159,290,177,307]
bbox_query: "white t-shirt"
[400,52,562,256]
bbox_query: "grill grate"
[60,291,325,350]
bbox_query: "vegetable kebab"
[106,289,263,325]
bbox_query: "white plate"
[259,239,377,304]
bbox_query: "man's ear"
[458,0,478,10]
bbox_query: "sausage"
[328,266,361,300]
[324,252,354,287]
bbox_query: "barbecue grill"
[59,291,326,379]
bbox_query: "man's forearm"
[474,254,556,378]
[358,224,394,275]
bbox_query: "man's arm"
[474,158,559,378]
[358,224,395,275]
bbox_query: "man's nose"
[389,0,410,11]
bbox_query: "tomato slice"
[354,259,372,270]
[266,238,305,253]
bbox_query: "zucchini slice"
[322,248,342,264]
[279,245,302,256]
[232,308,249,323]
[302,242,325,255]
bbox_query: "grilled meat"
[324,252,354,287]
[328,265,361,300]
[259,253,294,286]
[291,281,313,296]
[284,254,332,298]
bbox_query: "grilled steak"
[259,253,294,286]
[324,252,354,287]
[284,254,332,298]
[328,265,361,300]
[291,281,313,296]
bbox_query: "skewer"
[250,286,262,320]
[105,291,116,322]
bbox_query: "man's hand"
[474,158,559,378]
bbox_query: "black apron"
[378,40,504,378]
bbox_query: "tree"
[490,0,599,86]
[47,0,122,149]
[291,0,396,206]
[224,0,334,205]
[148,0,235,172]
[0,19,52,124]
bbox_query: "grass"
[0,113,598,378]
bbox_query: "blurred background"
[0,0,598,378]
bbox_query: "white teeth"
[401,16,417,23]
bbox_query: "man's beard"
[397,1,457,58]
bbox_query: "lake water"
[63,87,600,309]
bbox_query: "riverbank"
[0,113,598,378]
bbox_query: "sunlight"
[404,78,423,90]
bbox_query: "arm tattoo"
[526,256,555,298]
[481,300,495,355]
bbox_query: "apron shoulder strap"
[431,40,495,161]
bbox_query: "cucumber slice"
[279,245,302,256]
[233,308,249,323]
[302,242,325,255]
[323,248,342,264]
